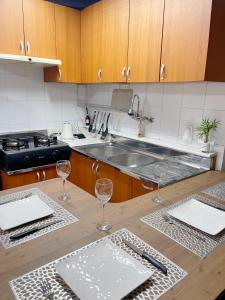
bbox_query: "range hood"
[0,53,61,67]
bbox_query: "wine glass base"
[152,196,163,204]
[58,194,71,202]
[96,221,112,232]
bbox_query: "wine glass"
[56,160,71,201]
[152,162,168,204]
[95,178,113,231]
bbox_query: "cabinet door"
[131,178,156,198]
[23,0,56,59]
[69,151,96,195]
[42,167,57,181]
[81,2,103,83]
[97,162,131,202]
[0,0,24,55]
[1,170,40,190]
[128,0,164,82]
[101,0,129,82]
[160,0,212,82]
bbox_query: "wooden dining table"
[1,171,225,300]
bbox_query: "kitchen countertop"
[1,171,225,299]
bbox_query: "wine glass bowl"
[95,178,113,231]
[56,160,71,201]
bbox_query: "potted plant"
[196,118,220,152]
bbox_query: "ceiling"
[48,0,99,9]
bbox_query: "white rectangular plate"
[55,239,153,300]
[0,195,54,230]
[168,198,225,235]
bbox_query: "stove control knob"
[24,155,30,164]
[52,150,59,159]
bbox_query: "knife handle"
[10,227,39,240]
[142,251,167,275]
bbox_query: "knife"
[197,198,225,212]
[88,110,96,132]
[122,238,167,275]
[10,219,62,240]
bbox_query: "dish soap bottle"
[138,109,145,138]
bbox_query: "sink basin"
[149,147,185,157]
[85,145,127,158]
[107,153,156,168]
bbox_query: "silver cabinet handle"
[20,40,24,54]
[97,68,102,81]
[126,66,131,81]
[121,66,126,80]
[141,181,153,190]
[160,64,165,80]
[95,163,99,176]
[42,170,46,181]
[92,161,97,173]
[36,171,40,182]
[26,41,31,55]
[58,68,62,81]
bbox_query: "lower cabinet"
[69,151,96,195]
[96,161,132,202]
[69,151,154,202]
[131,178,157,198]
[0,167,57,190]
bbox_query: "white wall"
[0,62,82,133]
[83,82,225,148]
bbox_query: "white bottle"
[182,125,193,144]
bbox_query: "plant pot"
[201,141,210,153]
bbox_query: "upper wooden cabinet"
[0,0,24,55]
[23,0,56,59]
[81,2,103,83]
[127,0,164,82]
[0,0,56,59]
[160,0,225,82]
[44,4,81,83]
[160,0,211,82]
[101,0,129,82]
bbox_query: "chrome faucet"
[128,94,140,118]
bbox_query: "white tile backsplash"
[0,63,82,133]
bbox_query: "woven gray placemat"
[141,194,225,258]
[202,181,225,201]
[9,228,187,300]
[0,188,78,249]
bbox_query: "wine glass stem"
[157,183,160,198]
[102,204,105,224]
[62,179,66,197]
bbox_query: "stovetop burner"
[33,135,57,147]
[2,138,29,151]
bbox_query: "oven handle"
[5,163,57,175]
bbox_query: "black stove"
[0,131,71,173]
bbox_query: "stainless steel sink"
[149,147,185,157]
[107,153,156,168]
[85,145,127,158]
